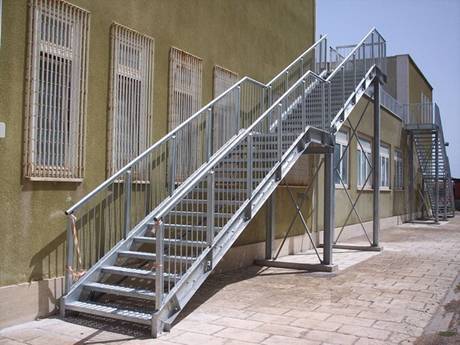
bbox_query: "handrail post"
[268,84,273,108]
[124,169,132,238]
[285,70,289,93]
[341,66,345,106]
[236,85,241,131]
[168,135,177,195]
[206,107,213,160]
[371,31,375,65]
[321,81,326,129]
[277,103,283,162]
[301,79,306,130]
[245,133,254,220]
[206,170,215,271]
[207,170,215,246]
[300,57,304,78]
[154,219,164,310]
[324,37,328,71]
[353,53,356,88]
[65,216,74,294]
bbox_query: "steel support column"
[443,178,448,221]
[372,78,380,247]
[434,131,439,223]
[408,133,414,222]
[265,194,275,260]
[323,147,335,266]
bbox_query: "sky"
[317,0,460,176]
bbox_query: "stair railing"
[327,28,386,131]
[153,69,329,314]
[63,36,328,293]
[435,105,455,215]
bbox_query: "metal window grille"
[380,144,390,188]
[334,130,348,187]
[213,65,238,151]
[357,137,372,188]
[168,47,202,181]
[24,0,89,181]
[108,23,154,178]
[394,149,403,189]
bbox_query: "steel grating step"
[118,251,198,264]
[65,300,152,325]
[135,237,208,248]
[84,282,156,300]
[100,265,180,280]
[162,224,223,232]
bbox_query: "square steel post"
[372,78,380,247]
[265,194,275,260]
[323,147,335,266]
[408,133,414,222]
[443,178,448,221]
[434,131,439,223]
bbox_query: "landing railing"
[63,36,328,292]
[403,102,434,126]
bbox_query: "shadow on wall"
[29,229,66,319]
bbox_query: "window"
[394,149,403,189]
[168,47,202,181]
[334,130,349,187]
[380,144,390,188]
[213,65,238,152]
[108,24,154,177]
[24,0,89,180]
[357,137,372,188]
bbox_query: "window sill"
[357,186,373,192]
[28,176,83,183]
[335,184,349,190]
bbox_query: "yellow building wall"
[0,0,315,287]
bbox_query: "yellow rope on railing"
[67,214,86,281]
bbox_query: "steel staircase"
[405,103,455,220]
[60,29,387,336]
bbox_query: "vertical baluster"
[168,136,177,195]
[123,169,132,238]
[277,103,283,162]
[155,219,164,310]
[206,170,215,271]
[206,107,213,160]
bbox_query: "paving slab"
[0,215,459,345]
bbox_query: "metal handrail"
[65,37,328,215]
[326,27,385,81]
[149,70,329,311]
[267,35,327,86]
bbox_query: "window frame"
[394,148,404,190]
[334,130,349,188]
[356,136,372,189]
[213,65,239,152]
[24,0,89,181]
[107,23,155,179]
[168,47,203,182]
[380,143,390,189]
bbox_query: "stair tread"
[118,250,198,262]
[65,301,152,325]
[134,236,208,247]
[84,282,156,299]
